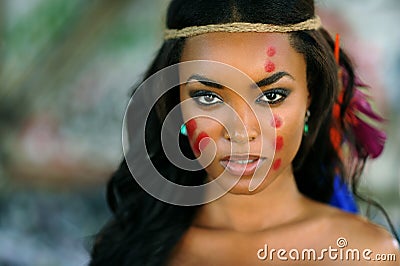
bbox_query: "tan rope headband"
[164,16,321,40]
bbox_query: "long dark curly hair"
[89,1,396,265]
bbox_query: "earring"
[304,110,310,135]
[180,124,188,136]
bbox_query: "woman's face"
[179,32,309,195]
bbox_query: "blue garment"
[329,176,358,213]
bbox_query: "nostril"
[224,130,257,143]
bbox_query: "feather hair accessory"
[331,35,386,159]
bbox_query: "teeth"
[230,159,256,164]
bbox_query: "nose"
[223,101,260,143]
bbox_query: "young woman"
[90,0,399,265]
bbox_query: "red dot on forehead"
[266,46,276,57]
[264,60,275,73]
[272,158,282,171]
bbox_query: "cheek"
[186,119,197,140]
[270,114,283,129]
[272,158,282,171]
[273,120,304,171]
[193,131,211,154]
[268,114,303,172]
[188,117,218,155]
[275,135,284,151]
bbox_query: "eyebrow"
[186,74,223,89]
[253,71,295,88]
[185,71,294,89]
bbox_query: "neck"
[193,165,307,233]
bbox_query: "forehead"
[180,32,305,82]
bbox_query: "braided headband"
[164,16,321,40]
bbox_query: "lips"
[220,155,266,176]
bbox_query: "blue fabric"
[329,175,358,213]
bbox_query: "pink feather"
[345,79,386,158]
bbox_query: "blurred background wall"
[0,0,399,265]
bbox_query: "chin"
[213,173,272,195]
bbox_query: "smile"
[220,155,267,176]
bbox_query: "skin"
[266,46,276,57]
[179,32,307,194]
[169,32,399,265]
[275,135,284,151]
[264,60,276,73]
[193,131,211,154]
[272,114,283,129]
[186,119,197,140]
[265,45,276,72]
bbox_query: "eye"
[190,90,223,106]
[256,88,291,105]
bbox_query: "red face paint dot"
[272,158,282,171]
[193,131,209,154]
[199,136,210,152]
[186,119,197,140]
[264,60,275,73]
[275,136,284,151]
[271,114,283,129]
[266,46,276,57]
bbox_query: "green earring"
[304,123,309,135]
[304,110,310,135]
[180,124,188,136]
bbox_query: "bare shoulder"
[304,198,400,263]
[332,209,399,253]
